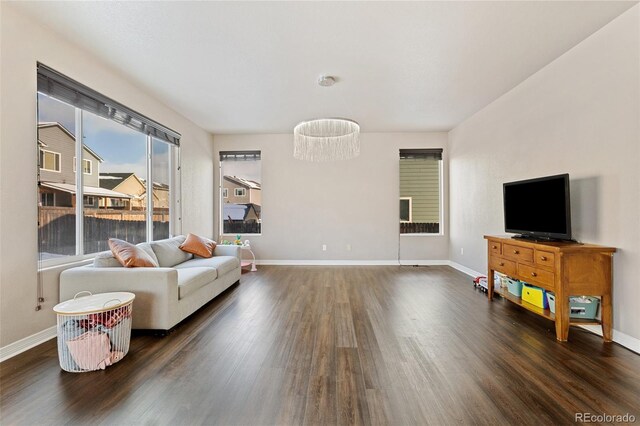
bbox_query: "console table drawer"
[490,256,516,276]
[535,250,555,267]
[489,241,502,255]
[503,244,534,262]
[518,264,554,288]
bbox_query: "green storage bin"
[569,296,600,320]
[547,294,599,319]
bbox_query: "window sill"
[38,253,98,271]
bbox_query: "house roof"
[224,175,261,190]
[139,178,169,190]
[223,203,260,221]
[40,182,131,198]
[38,122,104,162]
[99,173,136,190]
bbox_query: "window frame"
[234,188,247,197]
[399,152,444,237]
[223,188,228,198]
[399,197,412,223]
[72,157,92,175]
[219,150,262,236]
[40,192,55,206]
[40,149,61,172]
[37,97,180,269]
[83,195,96,207]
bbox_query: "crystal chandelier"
[293,118,360,162]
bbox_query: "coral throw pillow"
[108,238,158,268]
[179,233,216,258]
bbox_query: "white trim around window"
[223,188,228,198]
[72,157,92,175]
[40,149,61,172]
[400,197,412,223]
[234,188,247,197]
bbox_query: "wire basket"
[53,291,135,373]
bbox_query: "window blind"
[220,151,261,161]
[37,63,181,146]
[399,148,442,160]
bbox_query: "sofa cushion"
[108,238,158,268]
[179,233,216,258]
[93,251,123,268]
[137,242,160,266]
[176,267,217,299]
[149,235,192,267]
[174,256,240,277]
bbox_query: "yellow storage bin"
[521,283,548,309]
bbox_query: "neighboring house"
[399,157,440,224]
[140,179,170,209]
[99,172,157,209]
[38,122,129,208]
[223,175,261,207]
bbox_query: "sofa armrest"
[60,266,179,330]
[213,244,241,261]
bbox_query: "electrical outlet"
[322,244,327,251]
[460,247,464,255]
[346,244,351,251]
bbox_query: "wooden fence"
[400,222,439,234]
[39,207,169,256]
[223,221,261,234]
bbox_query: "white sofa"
[59,235,241,331]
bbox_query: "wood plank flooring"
[1,265,639,425]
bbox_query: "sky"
[38,93,170,184]
[38,93,261,186]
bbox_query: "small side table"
[240,243,257,272]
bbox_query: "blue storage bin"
[546,294,599,319]
[547,293,556,314]
[569,296,600,319]
[505,278,523,297]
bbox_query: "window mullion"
[146,135,153,242]
[75,108,84,255]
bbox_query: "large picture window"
[37,64,180,263]
[399,149,443,234]
[220,151,261,235]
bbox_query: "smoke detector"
[318,75,336,87]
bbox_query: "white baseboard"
[0,325,56,363]
[446,261,483,278]
[577,325,640,354]
[256,259,451,266]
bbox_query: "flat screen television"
[503,174,572,241]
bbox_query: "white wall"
[449,6,640,342]
[214,132,449,262]
[0,5,215,347]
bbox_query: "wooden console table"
[485,235,615,342]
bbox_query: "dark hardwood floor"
[1,266,639,425]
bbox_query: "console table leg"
[601,293,613,342]
[487,268,494,300]
[555,293,570,342]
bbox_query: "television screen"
[503,174,571,240]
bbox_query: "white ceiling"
[13,1,636,134]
